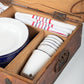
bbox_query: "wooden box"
[0,0,84,84]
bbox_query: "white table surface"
[54,23,84,84]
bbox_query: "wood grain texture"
[12,0,82,16]
[12,0,84,21]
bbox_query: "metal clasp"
[53,11,66,21]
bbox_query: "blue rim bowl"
[0,18,29,67]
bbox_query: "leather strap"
[70,0,84,14]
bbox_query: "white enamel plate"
[0,18,29,56]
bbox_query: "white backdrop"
[54,23,84,84]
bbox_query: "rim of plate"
[0,17,29,56]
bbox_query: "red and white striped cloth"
[15,12,77,37]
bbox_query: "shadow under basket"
[0,2,83,84]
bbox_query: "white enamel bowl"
[0,18,29,67]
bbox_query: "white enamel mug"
[38,44,56,56]
[43,39,60,47]
[22,50,50,78]
[46,35,63,43]
[41,41,58,50]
